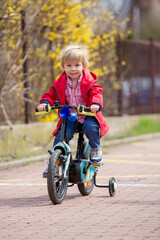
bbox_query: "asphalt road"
[0,137,160,240]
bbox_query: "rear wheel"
[47,149,68,204]
[77,177,94,196]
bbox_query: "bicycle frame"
[50,106,95,183]
[35,102,117,201]
[53,118,71,179]
[35,102,95,181]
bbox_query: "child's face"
[63,60,83,81]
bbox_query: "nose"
[71,65,76,71]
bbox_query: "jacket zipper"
[86,83,95,96]
[86,83,95,102]
[52,85,62,104]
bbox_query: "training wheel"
[109,177,117,197]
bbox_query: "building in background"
[120,0,160,114]
[130,0,160,40]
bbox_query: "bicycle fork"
[54,141,71,179]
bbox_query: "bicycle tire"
[78,140,94,196]
[77,177,94,196]
[47,149,68,204]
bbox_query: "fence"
[117,38,160,115]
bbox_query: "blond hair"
[60,45,89,69]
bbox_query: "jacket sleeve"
[39,86,56,105]
[87,84,103,109]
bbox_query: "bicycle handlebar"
[35,104,95,116]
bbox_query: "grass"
[129,117,160,136]
[103,116,160,142]
[0,147,49,163]
[1,116,160,163]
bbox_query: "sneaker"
[43,167,48,178]
[90,148,103,167]
[43,150,53,178]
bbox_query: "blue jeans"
[53,116,101,148]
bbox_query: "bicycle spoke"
[54,175,62,182]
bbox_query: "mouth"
[70,73,77,76]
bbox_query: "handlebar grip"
[35,107,39,112]
[45,105,49,112]
[77,105,95,116]
[84,106,91,112]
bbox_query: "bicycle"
[35,101,117,204]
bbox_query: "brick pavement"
[0,137,160,240]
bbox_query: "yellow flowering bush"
[0,0,128,122]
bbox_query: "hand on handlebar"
[37,103,47,112]
[90,104,100,114]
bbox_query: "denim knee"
[82,116,100,148]
[83,116,99,132]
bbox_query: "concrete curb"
[1,132,160,170]
[103,132,160,146]
[0,154,48,170]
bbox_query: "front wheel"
[47,149,68,204]
[77,177,94,196]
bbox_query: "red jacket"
[40,69,109,138]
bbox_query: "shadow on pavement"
[0,193,83,207]
[0,195,50,207]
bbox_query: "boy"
[38,45,109,177]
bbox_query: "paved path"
[0,138,160,240]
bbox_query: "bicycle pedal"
[48,150,52,155]
[91,161,103,167]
